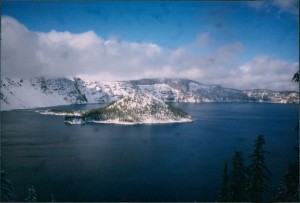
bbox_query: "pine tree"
[229,151,248,201]
[218,162,230,202]
[272,147,299,202]
[273,163,299,202]
[248,134,271,202]
[25,185,37,202]
[0,171,17,201]
[51,193,56,202]
[292,70,299,83]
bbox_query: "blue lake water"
[1,103,299,201]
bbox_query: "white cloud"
[272,0,299,15]
[1,16,298,91]
[247,1,269,10]
[1,16,42,77]
[196,32,211,46]
[247,0,299,16]
[225,56,299,91]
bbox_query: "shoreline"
[65,118,193,125]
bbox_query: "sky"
[1,0,299,91]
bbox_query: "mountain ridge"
[1,77,298,110]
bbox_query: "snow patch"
[36,109,84,116]
[64,118,84,124]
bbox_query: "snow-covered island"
[64,93,192,125]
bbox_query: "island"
[64,93,192,125]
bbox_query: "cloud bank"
[1,16,298,91]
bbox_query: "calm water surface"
[1,103,298,201]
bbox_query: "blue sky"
[1,1,299,90]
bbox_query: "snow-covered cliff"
[1,77,298,110]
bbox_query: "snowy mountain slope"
[132,78,298,103]
[0,77,298,110]
[0,78,70,110]
[65,93,192,124]
[72,77,136,104]
[243,89,299,103]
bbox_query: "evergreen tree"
[273,163,299,202]
[229,151,248,201]
[0,171,16,201]
[248,134,271,202]
[51,193,56,202]
[272,147,299,202]
[25,185,37,202]
[218,162,230,202]
[292,70,299,83]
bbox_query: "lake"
[1,103,298,202]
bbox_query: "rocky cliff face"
[1,77,298,110]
